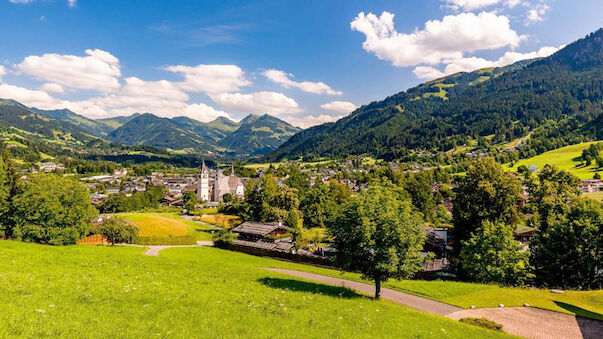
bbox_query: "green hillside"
[508,142,602,180]
[267,29,603,161]
[95,113,141,129]
[33,108,113,137]
[0,241,509,338]
[219,114,301,156]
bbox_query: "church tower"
[197,160,210,202]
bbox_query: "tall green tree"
[460,220,532,285]
[452,158,523,254]
[527,165,581,230]
[330,181,426,299]
[531,198,603,289]
[182,191,198,213]
[9,175,98,245]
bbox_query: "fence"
[216,242,334,267]
[77,234,110,245]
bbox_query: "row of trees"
[453,158,602,289]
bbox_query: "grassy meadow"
[507,141,602,180]
[0,241,511,338]
[119,212,215,241]
[198,213,242,229]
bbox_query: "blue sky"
[0,0,601,127]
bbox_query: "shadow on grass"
[553,301,603,321]
[258,277,361,299]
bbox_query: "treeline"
[97,186,166,213]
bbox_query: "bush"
[213,229,237,246]
[93,216,139,245]
[459,318,503,331]
[137,235,197,245]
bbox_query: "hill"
[0,99,97,150]
[33,107,113,137]
[0,240,510,338]
[107,113,222,153]
[507,141,602,180]
[109,112,300,156]
[267,29,603,161]
[96,113,141,129]
[219,114,301,156]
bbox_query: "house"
[39,162,64,172]
[579,179,603,193]
[232,221,292,242]
[105,187,121,195]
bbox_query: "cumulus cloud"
[39,83,65,94]
[442,0,523,11]
[320,101,356,114]
[526,3,550,23]
[16,49,121,92]
[351,11,526,68]
[0,83,61,109]
[209,91,301,115]
[67,0,76,7]
[164,64,251,94]
[284,114,344,129]
[9,0,34,3]
[0,66,5,82]
[263,69,342,95]
[413,45,560,79]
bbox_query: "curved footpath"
[263,268,603,339]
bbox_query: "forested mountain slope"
[267,29,603,161]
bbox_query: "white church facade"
[196,161,245,203]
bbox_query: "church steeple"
[231,163,235,176]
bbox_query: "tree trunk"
[374,277,381,299]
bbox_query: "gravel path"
[264,267,603,339]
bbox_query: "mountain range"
[0,98,301,158]
[266,29,603,161]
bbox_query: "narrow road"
[264,268,603,339]
[180,214,220,229]
[263,267,461,316]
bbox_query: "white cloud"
[442,0,523,11]
[9,0,34,3]
[413,45,560,79]
[284,114,344,129]
[262,69,342,95]
[164,64,251,94]
[16,49,121,92]
[39,83,65,94]
[0,66,5,82]
[527,3,550,23]
[67,0,76,7]
[0,83,61,109]
[121,77,188,102]
[209,91,301,115]
[320,101,356,114]
[351,11,526,67]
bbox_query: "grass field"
[119,213,215,241]
[585,191,603,201]
[198,213,242,229]
[507,142,602,180]
[0,241,511,338]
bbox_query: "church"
[196,161,245,203]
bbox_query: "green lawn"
[585,191,603,201]
[507,141,602,180]
[0,241,511,338]
[119,212,215,241]
[256,263,603,321]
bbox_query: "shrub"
[213,229,237,246]
[93,216,139,245]
[459,318,503,331]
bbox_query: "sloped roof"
[232,222,292,236]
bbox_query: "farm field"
[119,212,215,241]
[585,191,603,201]
[507,141,602,180]
[198,213,242,229]
[0,241,510,338]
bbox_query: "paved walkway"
[180,214,220,229]
[263,268,461,316]
[264,268,603,339]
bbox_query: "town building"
[197,161,245,203]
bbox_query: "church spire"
[231,163,235,176]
